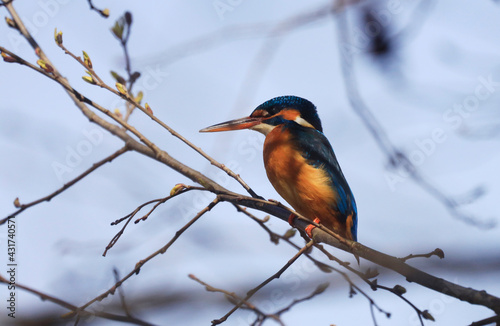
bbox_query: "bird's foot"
[305,218,321,238]
[287,213,296,227]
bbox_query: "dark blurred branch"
[0,274,154,326]
[469,315,500,326]
[189,274,284,326]
[104,185,208,256]
[334,10,495,229]
[113,268,133,318]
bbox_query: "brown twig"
[188,274,283,325]
[399,248,445,262]
[212,240,315,325]
[78,198,219,313]
[56,40,261,199]
[103,185,208,256]
[86,0,109,18]
[1,146,129,224]
[0,274,154,326]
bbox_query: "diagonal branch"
[215,193,500,315]
[77,197,219,313]
[212,240,315,325]
[2,146,129,223]
[0,274,154,326]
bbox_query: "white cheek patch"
[294,116,315,129]
[250,123,276,135]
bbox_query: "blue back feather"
[287,123,358,240]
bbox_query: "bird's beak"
[199,116,264,133]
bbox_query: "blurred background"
[1,0,500,325]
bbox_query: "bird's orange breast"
[263,127,352,239]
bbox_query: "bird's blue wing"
[290,125,358,239]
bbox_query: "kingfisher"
[200,96,357,241]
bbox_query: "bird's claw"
[305,218,321,238]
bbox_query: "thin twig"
[399,248,445,262]
[56,41,261,200]
[0,274,154,326]
[189,274,283,325]
[86,0,109,18]
[78,198,219,313]
[212,240,315,325]
[1,146,129,223]
[103,185,208,256]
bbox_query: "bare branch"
[86,0,109,18]
[78,198,219,313]
[189,274,283,325]
[215,193,500,315]
[399,248,445,262]
[2,146,129,223]
[0,274,154,326]
[213,240,314,325]
[469,315,500,326]
[103,185,208,256]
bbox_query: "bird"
[200,96,357,241]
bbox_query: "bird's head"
[200,96,323,135]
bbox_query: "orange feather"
[263,127,354,240]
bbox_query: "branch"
[103,185,208,256]
[77,198,219,313]
[189,274,284,326]
[2,146,129,223]
[2,2,236,211]
[215,193,500,315]
[86,0,109,18]
[399,248,445,262]
[212,240,314,325]
[55,36,261,199]
[334,8,495,229]
[0,274,154,326]
[469,315,500,326]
